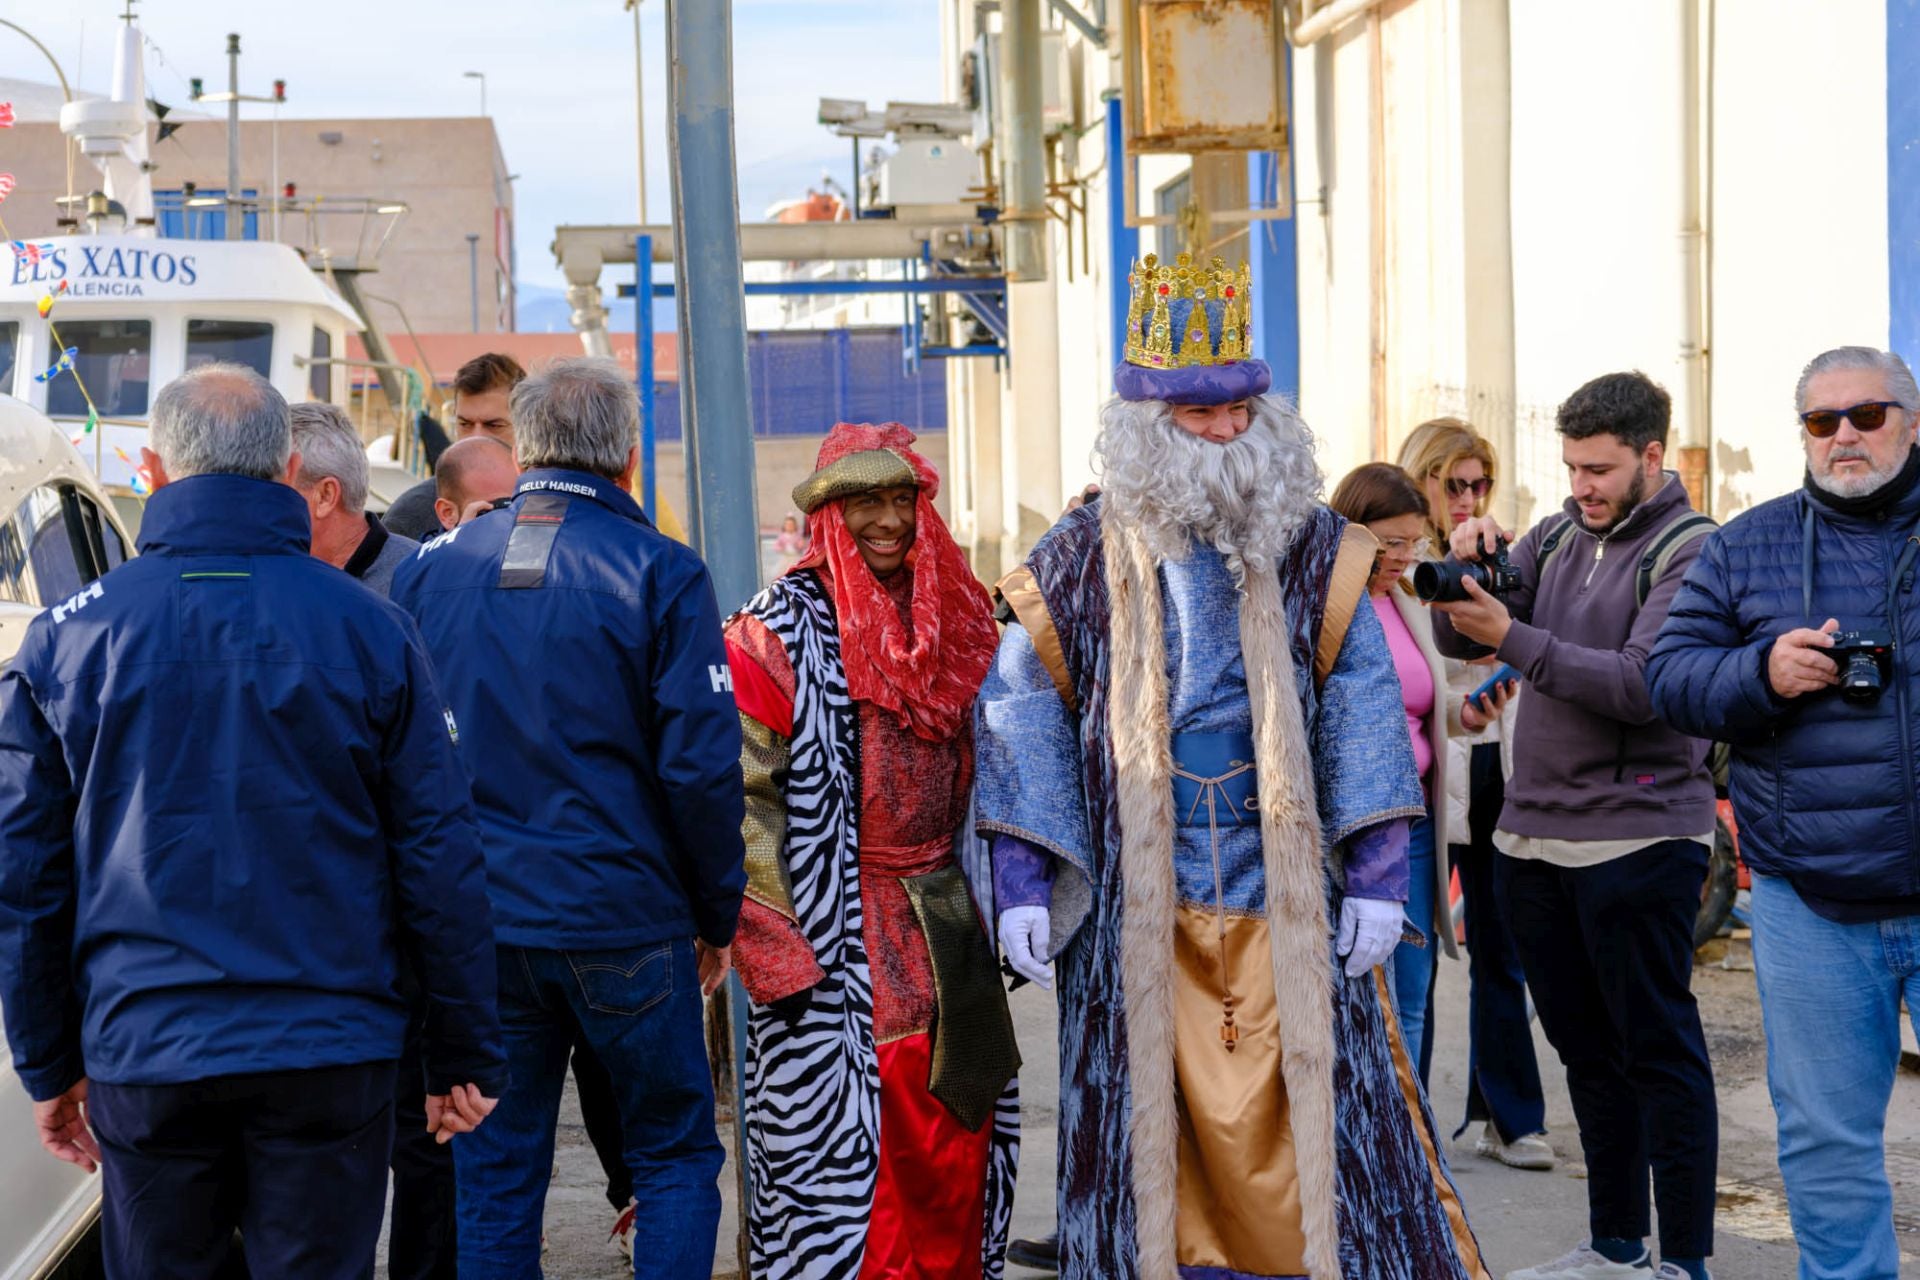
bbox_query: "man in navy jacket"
[391,356,746,1278]
[1651,345,1920,1280]
[0,363,506,1278]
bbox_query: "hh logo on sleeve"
[708,664,734,695]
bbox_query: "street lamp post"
[463,70,487,117]
[626,0,648,225]
[465,232,480,332]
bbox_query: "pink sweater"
[1370,592,1434,779]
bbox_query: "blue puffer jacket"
[391,468,746,951]
[1648,469,1920,907]
[0,476,506,1101]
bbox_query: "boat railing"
[296,354,430,474]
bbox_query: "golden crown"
[1122,252,1254,369]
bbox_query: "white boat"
[0,14,415,1276]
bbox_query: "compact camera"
[1827,629,1894,705]
[1413,540,1523,605]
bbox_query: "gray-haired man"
[290,401,419,595]
[1651,346,1920,1280]
[0,363,504,1277]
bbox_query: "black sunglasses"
[1444,476,1492,498]
[1800,401,1905,438]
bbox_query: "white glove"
[1337,896,1404,978]
[998,906,1054,991]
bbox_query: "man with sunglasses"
[1431,371,1719,1280]
[1650,345,1920,1280]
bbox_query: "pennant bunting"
[33,346,76,383]
[0,103,15,129]
[37,279,68,317]
[11,239,49,266]
[113,446,152,496]
[0,173,15,204]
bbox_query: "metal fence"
[651,327,948,441]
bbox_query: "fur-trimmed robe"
[974,503,1490,1280]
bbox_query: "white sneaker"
[1652,1267,1708,1280]
[1506,1241,1651,1279]
[1475,1124,1557,1171]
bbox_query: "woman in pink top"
[1330,463,1493,1079]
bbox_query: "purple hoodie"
[1432,473,1715,841]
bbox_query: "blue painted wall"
[1891,1,1920,359]
[1249,45,1301,402]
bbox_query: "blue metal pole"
[1106,95,1139,365]
[666,0,759,595]
[635,233,657,520]
[1248,45,1301,401]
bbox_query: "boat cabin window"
[310,327,333,401]
[0,321,17,397]
[187,319,275,381]
[0,485,121,607]
[49,320,152,419]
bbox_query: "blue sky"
[25,0,944,301]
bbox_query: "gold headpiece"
[1121,252,1254,370]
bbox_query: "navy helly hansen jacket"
[1648,471,1920,907]
[390,468,747,951]
[0,475,506,1102]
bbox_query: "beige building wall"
[4,116,513,336]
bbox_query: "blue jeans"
[455,939,723,1279]
[1390,815,1439,1077]
[1749,873,1920,1280]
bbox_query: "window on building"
[309,327,333,401]
[186,319,274,380]
[0,321,17,397]
[49,320,152,418]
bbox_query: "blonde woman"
[1397,418,1554,1171]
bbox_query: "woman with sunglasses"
[1397,418,1554,1171]
[1328,463,1461,1081]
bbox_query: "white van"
[0,395,136,1279]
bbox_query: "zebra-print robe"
[737,569,1019,1280]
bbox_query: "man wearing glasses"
[1651,346,1920,1280]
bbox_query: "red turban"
[791,423,997,743]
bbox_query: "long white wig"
[1093,393,1325,584]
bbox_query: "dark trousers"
[1496,839,1717,1258]
[454,939,723,1279]
[1452,743,1547,1143]
[573,1039,636,1210]
[89,1060,397,1280]
[390,1002,457,1280]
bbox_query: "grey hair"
[511,357,639,478]
[1795,346,1920,414]
[289,401,369,513]
[1093,393,1324,584]
[149,362,291,482]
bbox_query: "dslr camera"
[1413,539,1523,605]
[1827,629,1894,705]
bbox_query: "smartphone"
[1466,663,1520,707]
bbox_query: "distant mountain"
[514,281,677,334]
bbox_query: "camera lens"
[1841,651,1883,704]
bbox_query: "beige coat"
[1384,585,1461,960]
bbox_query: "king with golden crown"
[972,257,1494,1280]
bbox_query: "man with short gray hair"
[392,356,747,1275]
[290,401,421,594]
[1652,345,1920,1280]
[0,363,506,1278]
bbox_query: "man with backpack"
[1431,370,1719,1280]
[1650,346,1920,1280]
